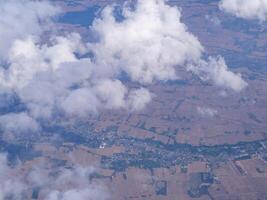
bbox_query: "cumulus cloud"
[0,27,153,120]
[0,0,247,130]
[90,0,203,84]
[0,32,151,119]
[90,0,246,91]
[219,0,267,21]
[187,56,248,92]
[0,0,60,61]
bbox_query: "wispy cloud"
[0,153,109,200]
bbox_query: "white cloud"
[0,112,39,134]
[61,88,100,117]
[90,0,247,91]
[0,0,60,61]
[0,153,109,200]
[0,33,84,89]
[187,56,248,92]
[43,166,109,200]
[0,154,26,200]
[93,79,127,109]
[197,106,218,117]
[90,0,203,84]
[127,88,152,111]
[219,0,267,21]
[0,31,153,119]
[46,188,108,200]
[0,0,247,128]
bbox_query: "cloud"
[0,0,60,61]
[93,79,127,109]
[0,31,153,120]
[90,0,247,91]
[127,88,152,111]
[219,0,267,21]
[187,56,248,92]
[0,112,39,134]
[90,0,203,84]
[205,15,221,26]
[30,164,109,200]
[0,0,247,129]
[0,154,26,200]
[46,188,108,200]
[0,153,109,200]
[197,106,218,117]
[41,166,109,200]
